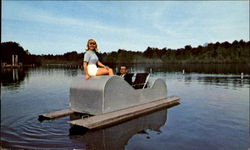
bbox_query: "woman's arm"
[97,61,108,69]
[83,61,90,80]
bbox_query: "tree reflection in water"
[1,68,29,89]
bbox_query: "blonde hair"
[86,39,98,51]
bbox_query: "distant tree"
[221,41,230,49]
[1,41,41,65]
[63,51,78,60]
[184,45,192,51]
[162,47,167,51]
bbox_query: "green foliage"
[1,40,249,66]
[1,41,41,65]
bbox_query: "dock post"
[15,55,18,66]
[241,72,244,79]
[12,55,15,66]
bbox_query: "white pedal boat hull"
[70,75,167,115]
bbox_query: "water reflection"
[69,109,167,150]
[0,68,81,87]
[64,69,81,77]
[1,65,249,92]
[198,76,247,87]
[182,75,249,88]
[112,64,250,74]
[1,68,29,88]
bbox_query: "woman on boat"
[83,39,114,80]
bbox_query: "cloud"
[2,1,249,54]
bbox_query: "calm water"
[1,64,249,149]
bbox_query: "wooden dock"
[38,109,75,121]
[69,96,180,129]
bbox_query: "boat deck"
[39,96,180,129]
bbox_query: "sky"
[2,1,249,55]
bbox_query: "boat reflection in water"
[69,109,168,150]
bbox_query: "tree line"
[100,40,249,64]
[1,40,249,66]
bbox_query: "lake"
[1,64,249,149]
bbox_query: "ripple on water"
[1,115,76,149]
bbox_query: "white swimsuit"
[87,64,98,76]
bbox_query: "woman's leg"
[96,68,109,76]
[108,68,114,75]
[96,68,114,76]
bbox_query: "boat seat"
[116,73,134,85]
[132,73,150,89]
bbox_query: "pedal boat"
[69,75,167,115]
